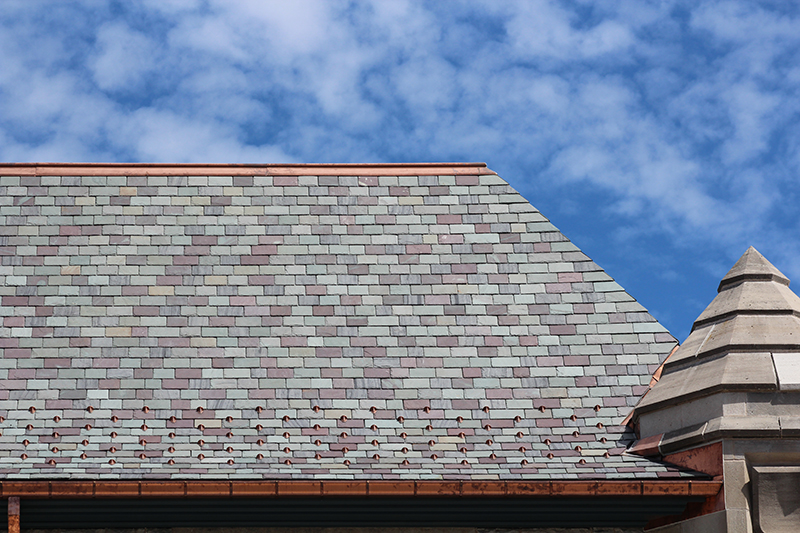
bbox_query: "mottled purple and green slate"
[0,164,691,479]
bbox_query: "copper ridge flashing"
[0,162,495,176]
[0,480,721,498]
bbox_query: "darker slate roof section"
[0,163,693,479]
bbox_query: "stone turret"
[633,247,800,532]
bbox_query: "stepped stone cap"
[717,246,789,292]
[633,247,800,451]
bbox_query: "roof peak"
[717,246,789,292]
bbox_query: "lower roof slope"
[0,163,691,480]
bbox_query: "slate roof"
[0,163,696,480]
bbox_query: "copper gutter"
[0,162,495,177]
[0,480,721,498]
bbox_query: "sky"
[2,0,800,341]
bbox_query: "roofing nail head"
[110,432,117,438]
[400,432,407,439]
[313,424,320,430]
[196,407,204,413]
[256,454,264,460]
[82,440,88,446]
[168,459,175,465]
[314,440,321,446]
[460,447,467,453]
[547,453,554,459]
[373,454,380,460]
[256,424,263,431]
[227,431,234,438]
[141,424,148,431]
[29,406,35,414]
[425,425,432,431]
[26,424,33,431]
[570,414,577,421]
[139,453,146,459]
[370,425,377,431]
[514,416,522,423]
[371,439,378,446]
[20,454,27,460]
[226,447,233,453]
[486,439,493,446]
[482,406,490,413]
[313,406,320,412]
[343,459,350,466]
[257,439,264,446]
[226,416,233,422]
[85,424,92,430]
[169,432,176,439]
[109,447,117,453]
[169,416,177,423]
[456,416,463,423]
[198,439,205,446]
[86,406,94,413]
[198,424,205,431]
[80,453,87,460]
[111,416,118,423]
[227,459,234,465]
[22,440,29,446]
[109,459,116,465]
[198,454,205,460]
[401,447,408,454]
[168,447,175,453]
[142,406,150,413]
[489,453,497,460]
[51,446,59,453]
[53,416,61,423]
[283,415,290,422]
[369,406,377,413]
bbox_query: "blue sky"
[2,0,800,341]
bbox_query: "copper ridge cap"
[0,162,489,168]
[717,246,789,291]
[0,162,496,177]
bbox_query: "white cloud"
[1,0,800,287]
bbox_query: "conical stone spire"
[633,247,800,453]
